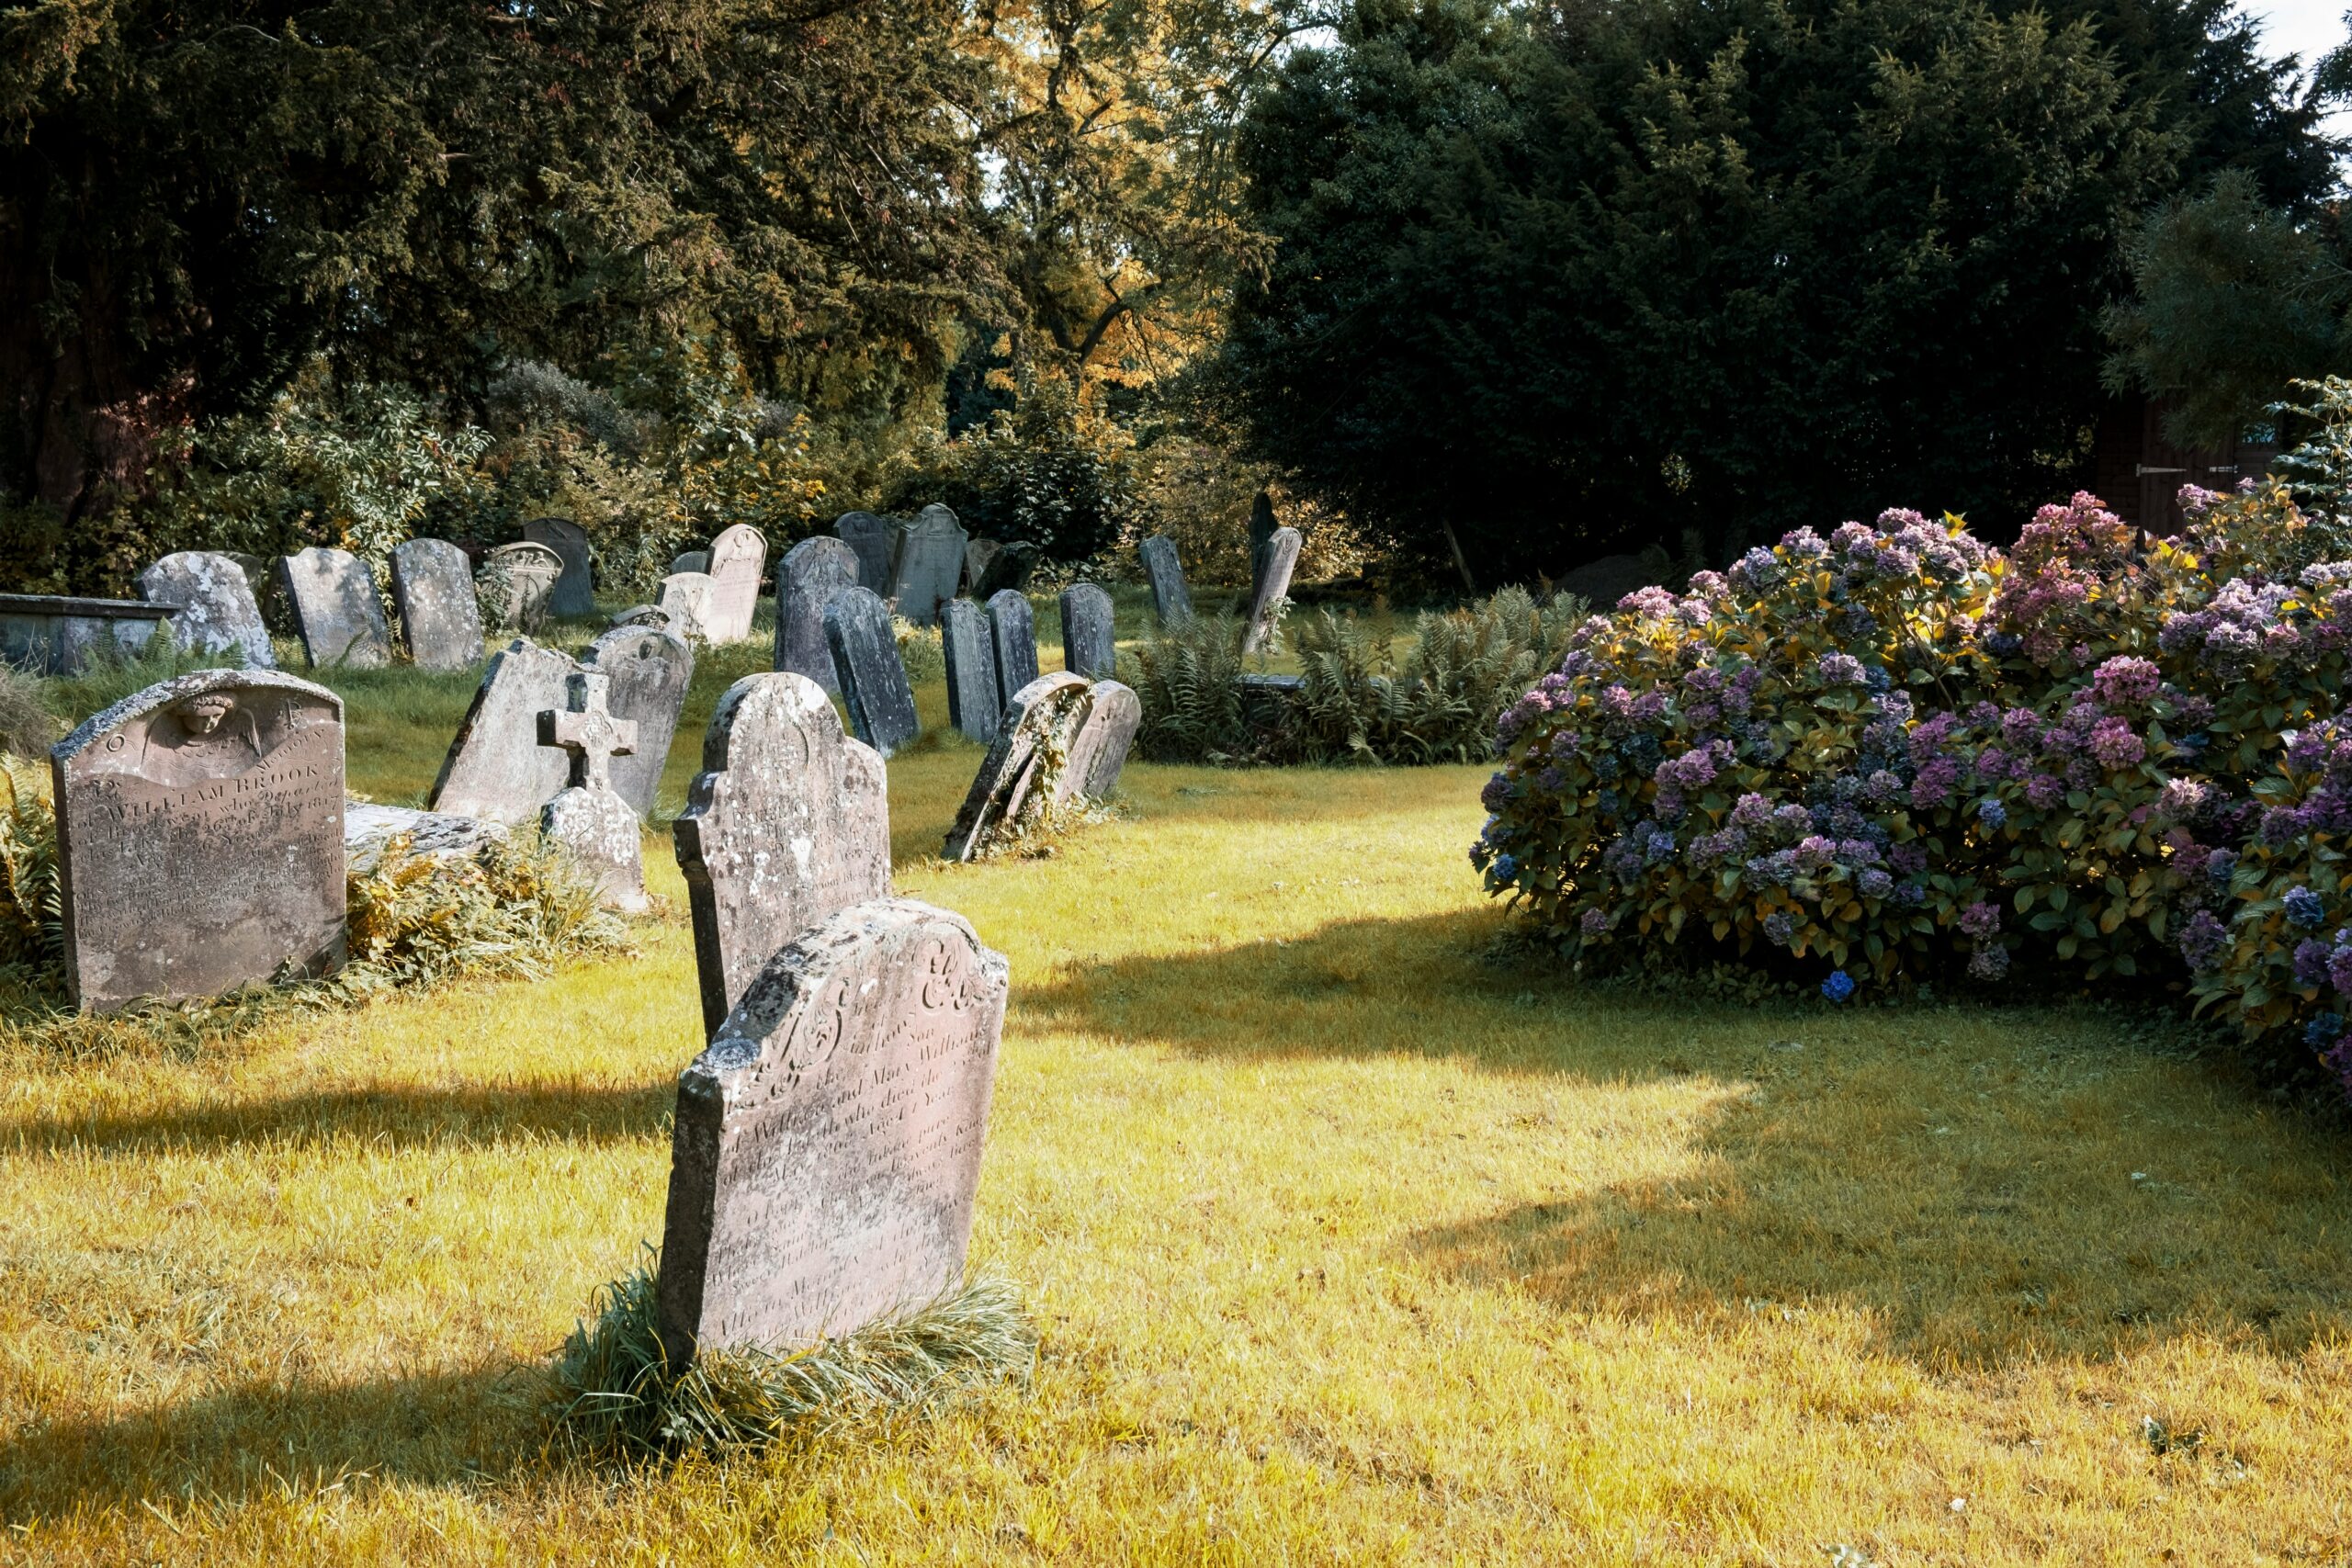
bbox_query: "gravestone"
[964,538,1001,588]
[388,538,486,672]
[824,587,920,757]
[704,524,768,643]
[972,541,1037,599]
[0,595,169,674]
[426,638,577,822]
[1244,525,1303,654]
[537,671,647,911]
[673,550,710,576]
[673,673,892,1037]
[522,518,595,617]
[53,669,345,1011]
[279,546,390,668]
[987,590,1039,710]
[1058,583,1116,679]
[774,536,861,694]
[1057,679,1141,802]
[223,551,284,632]
[944,672,1091,862]
[834,512,901,596]
[481,541,564,631]
[1249,491,1279,580]
[888,504,966,626]
[345,802,505,874]
[585,623,695,820]
[139,551,276,668]
[658,571,716,641]
[1137,535,1193,626]
[655,897,1009,1359]
[940,598,1001,743]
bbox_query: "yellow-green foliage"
[1293,587,1578,763]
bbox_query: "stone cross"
[537,671,639,792]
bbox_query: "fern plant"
[1128,614,1262,763]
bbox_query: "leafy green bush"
[887,378,1140,564]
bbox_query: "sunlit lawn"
[3,592,2349,1563]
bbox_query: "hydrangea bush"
[1472,483,2352,1100]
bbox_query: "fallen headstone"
[704,524,768,643]
[972,540,1037,599]
[53,669,345,1010]
[824,587,920,757]
[673,673,892,1037]
[943,671,1091,862]
[1243,525,1302,654]
[1137,535,1193,626]
[774,536,860,694]
[345,803,505,874]
[941,598,1001,743]
[1057,679,1141,802]
[537,670,647,911]
[655,897,1009,1359]
[888,504,967,626]
[138,551,276,667]
[481,541,565,631]
[834,511,902,599]
[658,571,716,640]
[426,638,577,822]
[280,546,390,668]
[584,622,695,820]
[988,590,1039,710]
[1058,582,1116,679]
[523,518,596,617]
[389,538,486,672]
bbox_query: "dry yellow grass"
[3,629,2350,1564]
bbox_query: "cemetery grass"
[0,652,2348,1563]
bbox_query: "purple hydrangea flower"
[1959,901,2002,939]
[2286,886,2327,928]
[2178,909,2229,972]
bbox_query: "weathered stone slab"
[824,587,920,758]
[888,504,966,626]
[705,524,768,643]
[280,547,390,668]
[988,590,1039,710]
[1057,679,1141,802]
[537,670,646,911]
[1138,535,1193,626]
[388,538,486,672]
[1058,583,1116,679]
[426,638,576,823]
[1244,525,1302,654]
[940,598,1001,743]
[655,897,1009,1358]
[944,672,1091,862]
[523,518,595,616]
[673,673,892,1038]
[673,550,710,576]
[964,538,1001,588]
[345,803,505,874]
[139,551,276,667]
[584,622,695,820]
[53,670,345,1011]
[774,536,860,694]
[834,512,901,597]
[0,595,170,675]
[481,541,564,631]
[658,571,716,641]
[972,541,1036,599]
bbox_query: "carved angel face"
[175,693,237,736]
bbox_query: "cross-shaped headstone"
[536,671,639,792]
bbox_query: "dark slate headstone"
[834,512,902,598]
[609,604,676,633]
[658,571,715,640]
[673,550,710,576]
[941,598,1001,744]
[987,590,1039,710]
[389,538,486,672]
[1137,535,1193,626]
[1244,525,1303,654]
[655,897,1008,1359]
[522,518,595,617]
[426,637,577,823]
[139,551,276,668]
[585,623,695,820]
[944,672,1091,862]
[705,524,768,643]
[481,541,564,631]
[1058,582,1116,679]
[888,504,967,626]
[824,586,920,757]
[774,536,860,694]
[673,673,892,1039]
[1249,491,1279,580]
[964,538,1001,588]
[536,671,646,911]
[53,670,345,1011]
[1057,679,1141,802]
[972,540,1037,599]
[279,546,390,668]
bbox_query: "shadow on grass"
[0,1078,674,1156]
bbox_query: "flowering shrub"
[1474,487,2352,1103]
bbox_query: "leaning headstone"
[941,598,1001,744]
[481,541,564,631]
[537,671,647,911]
[53,670,345,1011]
[1058,583,1116,679]
[523,518,595,617]
[655,898,1009,1359]
[139,551,276,668]
[888,504,967,626]
[426,637,577,823]
[944,672,1092,862]
[658,571,716,641]
[972,540,1037,599]
[824,587,920,757]
[964,537,1001,588]
[704,524,768,643]
[673,550,710,576]
[834,511,901,595]
[279,546,390,668]
[988,590,1039,710]
[1057,679,1141,802]
[584,622,695,820]
[388,538,486,672]
[673,673,892,1038]
[1137,535,1193,626]
[774,536,861,693]
[1243,525,1303,654]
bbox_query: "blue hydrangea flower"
[2305,1012,2345,1047]
[1977,798,2007,829]
[1821,970,1856,1002]
[2285,886,2327,929]
[1489,853,1519,884]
